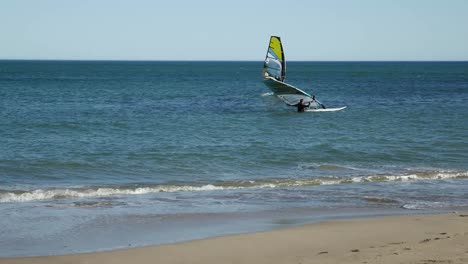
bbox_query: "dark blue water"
[1,61,467,256]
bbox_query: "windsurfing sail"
[262,36,286,82]
[262,36,324,108]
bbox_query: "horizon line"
[1,59,468,63]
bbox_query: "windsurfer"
[288,99,310,112]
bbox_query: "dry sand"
[2,212,468,264]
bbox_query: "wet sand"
[2,212,468,264]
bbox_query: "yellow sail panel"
[269,37,284,61]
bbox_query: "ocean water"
[1,60,467,257]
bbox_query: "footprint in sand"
[420,260,453,263]
[351,249,360,252]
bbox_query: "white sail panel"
[263,77,320,106]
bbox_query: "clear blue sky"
[1,0,467,61]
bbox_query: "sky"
[1,0,468,61]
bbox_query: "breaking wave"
[1,170,466,203]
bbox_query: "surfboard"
[305,106,347,112]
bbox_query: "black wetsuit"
[294,102,310,112]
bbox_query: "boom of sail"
[262,36,322,108]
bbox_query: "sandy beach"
[2,212,467,264]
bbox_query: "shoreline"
[2,212,467,264]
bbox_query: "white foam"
[402,201,445,210]
[319,179,343,185]
[0,185,230,203]
[351,171,466,183]
[434,171,468,179]
[1,170,466,203]
[401,204,424,210]
[257,183,277,188]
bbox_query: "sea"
[1,60,467,257]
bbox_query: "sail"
[262,36,323,108]
[263,77,322,108]
[262,36,285,81]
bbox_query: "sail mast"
[278,37,286,82]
